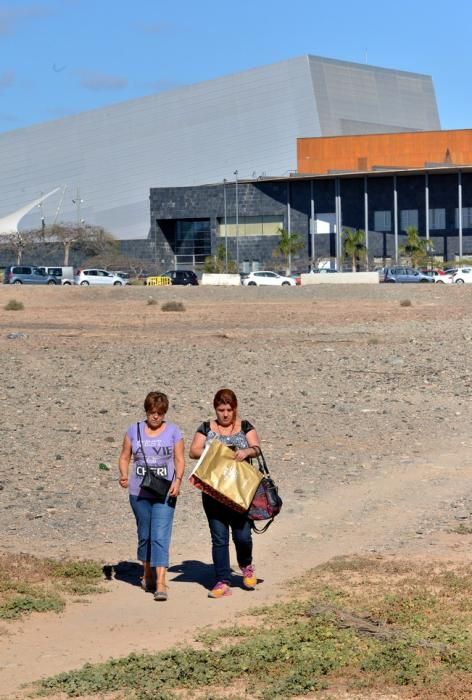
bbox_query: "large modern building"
[150,130,472,269]
[0,55,440,248]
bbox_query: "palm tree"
[399,226,434,267]
[342,228,366,272]
[276,227,304,274]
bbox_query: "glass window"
[175,219,211,257]
[400,209,418,231]
[315,213,336,234]
[455,208,472,228]
[429,208,445,230]
[217,215,283,237]
[374,211,391,232]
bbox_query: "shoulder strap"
[252,445,269,476]
[137,422,149,469]
[251,518,275,534]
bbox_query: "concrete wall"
[301,272,379,284]
[201,274,241,286]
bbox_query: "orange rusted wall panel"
[297,129,472,174]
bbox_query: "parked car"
[36,266,74,285]
[241,271,296,286]
[419,269,453,284]
[383,267,434,283]
[3,265,58,284]
[161,270,199,286]
[111,271,131,281]
[452,267,472,284]
[74,268,128,286]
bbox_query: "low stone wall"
[301,272,379,285]
[201,273,242,286]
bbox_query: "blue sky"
[0,0,470,134]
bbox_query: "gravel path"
[0,283,472,696]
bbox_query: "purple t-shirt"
[127,421,183,497]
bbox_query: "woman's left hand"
[234,448,254,462]
[169,479,182,497]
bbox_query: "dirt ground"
[0,282,472,698]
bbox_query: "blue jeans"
[129,495,176,567]
[202,493,253,584]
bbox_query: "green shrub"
[4,299,24,311]
[161,301,185,312]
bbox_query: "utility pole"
[234,170,239,270]
[72,187,84,227]
[223,179,228,272]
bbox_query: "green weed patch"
[0,553,104,619]
[35,556,472,699]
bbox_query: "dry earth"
[0,282,472,698]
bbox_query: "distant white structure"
[0,55,440,242]
[0,188,60,235]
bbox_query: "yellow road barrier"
[146,276,172,286]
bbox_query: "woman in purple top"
[119,391,185,601]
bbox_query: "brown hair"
[213,388,238,410]
[144,391,169,415]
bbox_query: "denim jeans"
[129,495,176,567]
[202,493,253,584]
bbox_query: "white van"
[36,266,74,285]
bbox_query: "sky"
[0,0,471,134]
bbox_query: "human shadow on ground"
[168,560,263,590]
[104,561,143,588]
[168,560,214,590]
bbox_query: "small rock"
[7,332,28,340]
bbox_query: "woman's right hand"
[118,476,128,488]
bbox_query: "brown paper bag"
[189,439,263,512]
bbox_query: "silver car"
[74,268,128,286]
[3,265,58,285]
[383,266,434,283]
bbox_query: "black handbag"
[137,422,172,501]
[247,446,282,534]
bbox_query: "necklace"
[216,421,235,436]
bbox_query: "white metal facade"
[0,55,440,241]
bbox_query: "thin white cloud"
[0,110,19,123]
[146,79,184,93]
[137,22,168,34]
[78,71,128,92]
[0,70,15,91]
[0,4,51,36]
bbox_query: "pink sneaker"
[208,581,231,598]
[241,565,257,590]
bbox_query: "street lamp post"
[223,178,228,272]
[234,170,239,270]
[38,195,45,235]
[72,187,84,227]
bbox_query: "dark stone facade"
[145,170,472,269]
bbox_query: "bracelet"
[175,476,183,481]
